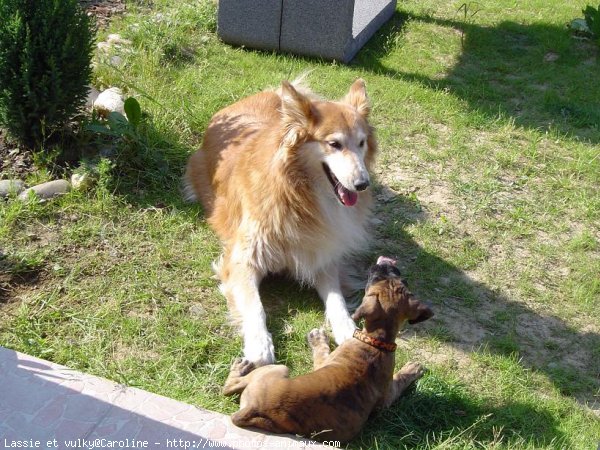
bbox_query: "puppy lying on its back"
[223,257,433,443]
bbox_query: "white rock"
[85,85,100,110]
[0,179,25,198]
[97,41,111,53]
[107,34,132,46]
[110,55,124,67]
[188,303,206,318]
[18,180,71,201]
[71,172,96,191]
[93,87,125,117]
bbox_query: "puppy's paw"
[223,358,255,396]
[398,362,426,380]
[231,357,255,377]
[243,331,275,368]
[307,328,329,348]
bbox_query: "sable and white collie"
[184,79,377,367]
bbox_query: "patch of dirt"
[0,130,35,178]
[80,0,126,28]
[377,164,457,214]
[0,226,64,308]
[0,262,46,307]
[402,338,474,373]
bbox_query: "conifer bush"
[0,0,94,149]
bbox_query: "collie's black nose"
[354,179,370,191]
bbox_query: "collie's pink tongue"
[338,185,358,206]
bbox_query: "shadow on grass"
[203,184,598,447]
[254,270,573,449]
[354,10,600,143]
[356,371,568,448]
[356,187,600,448]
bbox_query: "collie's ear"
[280,81,313,144]
[343,79,370,118]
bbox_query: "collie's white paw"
[243,331,275,367]
[330,314,357,345]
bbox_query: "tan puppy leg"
[223,358,289,397]
[223,358,255,396]
[307,328,331,370]
[381,362,425,408]
[226,360,290,433]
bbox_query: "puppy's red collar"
[353,329,397,352]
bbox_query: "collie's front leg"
[315,266,356,345]
[219,260,274,367]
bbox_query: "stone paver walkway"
[0,347,330,449]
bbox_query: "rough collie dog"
[184,79,377,367]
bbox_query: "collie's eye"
[328,141,342,150]
[359,139,366,147]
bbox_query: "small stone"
[544,52,559,62]
[97,41,111,53]
[99,145,116,158]
[0,179,25,198]
[71,172,97,191]
[93,87,125,117]
[109,55,124,67]
[107,34,132,46]
[85,85,100,110]
[370,217,384,226]
[18,180,71,201]
[188,303,206,318]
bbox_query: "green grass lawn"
[1,0,599,448]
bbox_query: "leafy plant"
[0,0,95,150]
[569,4,600,44]
[583,4,600,37]
[87,98,143,141]
[86,97,170,190]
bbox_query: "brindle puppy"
[223,256,433,443]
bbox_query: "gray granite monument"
[218,0,397,63]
